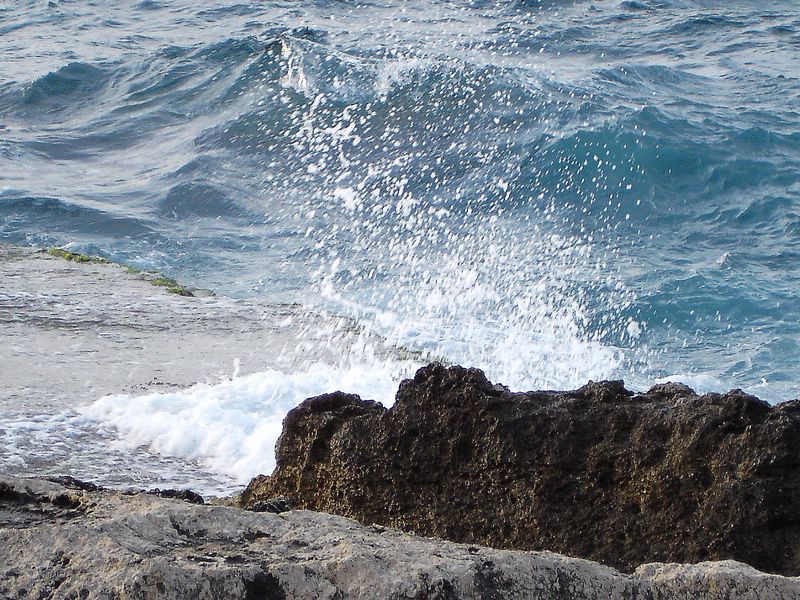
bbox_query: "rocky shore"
[0,244,396,489]
[240,363,800,577]
[2,475,799,599]
[4,245,800,598]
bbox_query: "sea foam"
[78,362,403,486]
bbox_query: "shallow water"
[1,1,799,492]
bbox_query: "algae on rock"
[46,246,195,297]
[47,247,110,264]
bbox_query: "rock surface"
[241,363,800,576]
[0,244,361,417]
[1,476,799,599]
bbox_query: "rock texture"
[241,363,800,576]
[1,476,799,599]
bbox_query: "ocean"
[1,0,799,493]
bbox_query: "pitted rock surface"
[1,476,799,599]
[241,363,800,576]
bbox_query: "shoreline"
[1,243,296,412]
[0,243,409,493]
[2,474,799,599]
[3,243,800,597]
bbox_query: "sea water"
[1,0,799,493]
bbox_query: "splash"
[79,363,400,484]
[271,39,642,390]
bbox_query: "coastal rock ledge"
[1,476,799,599]
[241,363,800,577]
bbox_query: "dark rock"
[0,479,87,527]
[145,488,205,505]
[240,363,800,576]
[46,475,102,492]
[0,481,38,504]
[248,497,292,514]
[243,571,286,600]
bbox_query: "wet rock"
[46,475,103,492]
[241,363,800,576]
[145,488,205,504]
[1,476,799,599]
[248,496,292,513]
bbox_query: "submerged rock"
[240,363,800,576]
[1,475,799,599]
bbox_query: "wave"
[0,361,405,495]
[81,363,400,486]
[0,195,155,238]
[9,29,792,391]
[0,0,798,426]
[22,62,110,111]
[157,182,248,220]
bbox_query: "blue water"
[2,0,800,401]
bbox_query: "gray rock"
[1,476,798,599]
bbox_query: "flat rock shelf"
[0,244,340,418]
[0,243,399,491]
[2,476,799,600]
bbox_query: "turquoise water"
[2,0,800,401]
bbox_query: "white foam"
[280,40,312,94]
[374,56,430,98]
[655,372,784,404]
[78,362,403,485]
[316,219,633,392]
[333,186,360,211]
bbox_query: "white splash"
[280,40,312,94]
[79,363,401,485]
[374,56,430,98]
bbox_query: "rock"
[1,476,799,599]
[249,496,292,513]
[143,488,205,504]
[240,363,800,576]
